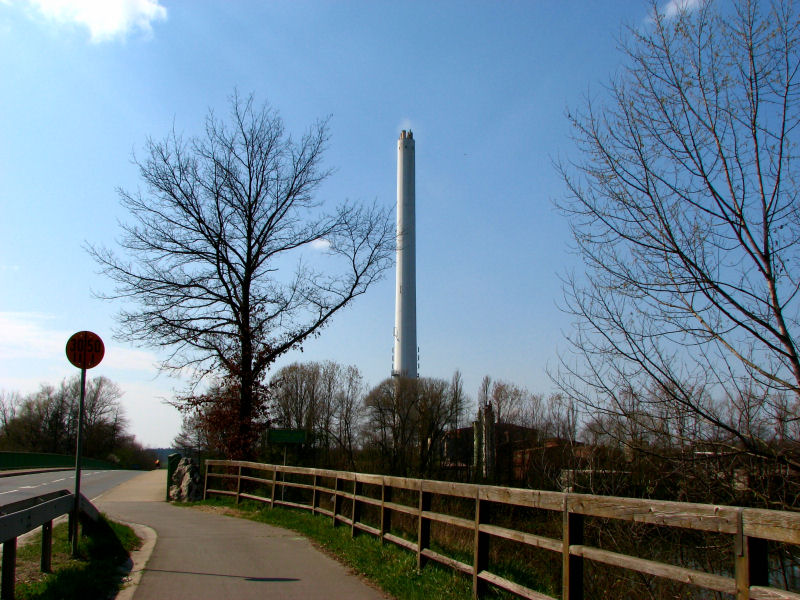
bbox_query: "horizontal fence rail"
[204,460,800,600]
[0,490,100,600]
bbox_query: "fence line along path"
[204,459,800,600]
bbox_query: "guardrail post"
[351,479,362,538]
[417,482,431,571]
[333,477,344,527]
[562,495,584,600]
[41,520,53,573]
[380,479,392,544]
[1,537,16,600]
[735,509,768,599]
[473,490,489,599]
[235,465,242,505]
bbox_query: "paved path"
[96,470,387,600]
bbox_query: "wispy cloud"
[102,345,157,372]
[19,0,167,42]
[654,0,706,21]
[0,312,156,371]
[0,312,66,360]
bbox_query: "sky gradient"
[0,0,689,447]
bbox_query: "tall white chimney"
[393,130,417,379]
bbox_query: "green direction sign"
[267,429,307,444]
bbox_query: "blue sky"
[0,0,688,447]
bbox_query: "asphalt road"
[0,469,147,505]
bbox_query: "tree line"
[174,362,469,477]
[0,376,155,469]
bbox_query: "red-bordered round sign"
[66,331,105,370]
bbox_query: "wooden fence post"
[380,479,392,544]
[562,495,584,600]
[1,537,16,600]
[270,469,277,509]
[40,520,52,573]
[417,482,431,571]
[352,480,362,538]
[473,490,489,599]
[202,462,209,501]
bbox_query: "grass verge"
[13,516,141,600]
[183,497,520,600]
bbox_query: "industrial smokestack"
[393,130,417,378]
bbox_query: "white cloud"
[22,0,167,42]
[310,238,331,251]
[656,0,706,20]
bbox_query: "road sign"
[267,429,307,444]
[65,331,104,370]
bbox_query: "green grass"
[184,497,524,600]
[14,516,141,600]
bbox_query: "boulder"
[169,457,203,502]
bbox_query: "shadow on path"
[143,568,300,583]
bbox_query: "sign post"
[65,331,104,556]
[266,429,307,502]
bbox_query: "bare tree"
[489,380,527,425]
[270,361,365,468]
[557,0,800,474]
[272,362,322,432]
[90,92,394,458]
[0,391,22,437]
[363,375,464,476]
[334,364,365,469]
[448,370,468,429]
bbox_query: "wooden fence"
[204,459,800,600]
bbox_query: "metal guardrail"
[205,460,800,600]
[0,490,99,600]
